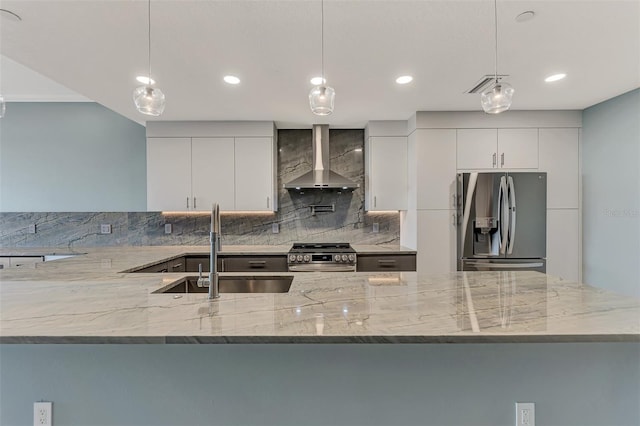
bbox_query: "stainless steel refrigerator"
[456,172,546,272]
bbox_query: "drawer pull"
[171,263,183,268]
[378,260,397,265]
[248,261,267,267]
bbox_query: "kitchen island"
[0,246,638,344]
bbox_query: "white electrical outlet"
[164,224,172,234]
[272,223,279,234]
[516,402,535,426]
[28,224,37,234]
[34,401,52,426]
[100,224,112,234]
[372,223,380,233]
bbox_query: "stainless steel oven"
[287,243,357,272]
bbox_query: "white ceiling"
[1,0,638,128]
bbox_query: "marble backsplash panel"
[0,129,399,248]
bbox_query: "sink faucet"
[197,203,221,299]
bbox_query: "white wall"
[582,89,640,297]
[0,102,146,212]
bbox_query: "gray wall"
[0,102,147,212]
[1,343,638,426]
[582,89,640,297]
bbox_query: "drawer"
[185,256,221,273]
[221,256,288,272]
[356,254,416,272]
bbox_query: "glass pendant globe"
[309,85,335,116]
[133,85,165,116]
[0,94,6,118]
[480,82,514,114]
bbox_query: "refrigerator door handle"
[507,175,516,255]
[460,173,478,252]
[464,261,544,269]
[499,176,508,254]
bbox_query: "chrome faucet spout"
[208,203,221,299]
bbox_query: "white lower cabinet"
[547,209,580,282]
[417,210,457,274]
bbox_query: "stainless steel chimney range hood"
[283,125,360,191]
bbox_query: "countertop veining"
[0,246,637,344]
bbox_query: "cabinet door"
[417,210,457,274]
[191,138,235,211]
[416,129,457,210]
[147,138,191,211]
[498,128,539,169]
[539,128,579,209]
[235,137,274,211]
[369,136,407,210]
[547,209,580,282]
[456,129,497,169]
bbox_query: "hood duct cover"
[283,125,359,190]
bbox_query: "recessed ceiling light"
[515,11,535,23]
[545,73,567,83]
[310,77,326,85]
[395,75,413,85]
[136,76,155,85]
[224,75,241,85]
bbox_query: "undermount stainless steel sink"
[153,275,293,294]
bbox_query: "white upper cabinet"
[366,136,407,211]
[147,138,191,211]
[456,128,538,170]
[456,129,497,169]
[416,129,457,210]
[146,122,276,212]
[234,137,274,211]
[498,128,539,169]
[539,128,580,209]
[191,138,235,211]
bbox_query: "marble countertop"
[0,246,638,344]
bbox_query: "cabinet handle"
[221,258,225,272]
[452,213,456,226]
[171,263,183,269]
[452,194,457,208]
[248,260,267,268]
[492,153,497,167]
[267,196,270,209]
[194,197,197,209]
[374,196,377,208]
[501,153,505,167]
[186,197,189,209]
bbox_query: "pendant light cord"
[321,0,324,82]
[148,0,152,85]
[493,0,498,83]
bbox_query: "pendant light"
[133,0,165,116]
[309,0,335,115]
[480,0,514,114]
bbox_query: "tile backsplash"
[0,129,399,248]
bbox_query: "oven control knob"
[341,254,348,262]
[334,254,341,262]
[289,254,297,262]
[348,254,355,262]
[303,255,311,262]
[296,255,303,262]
